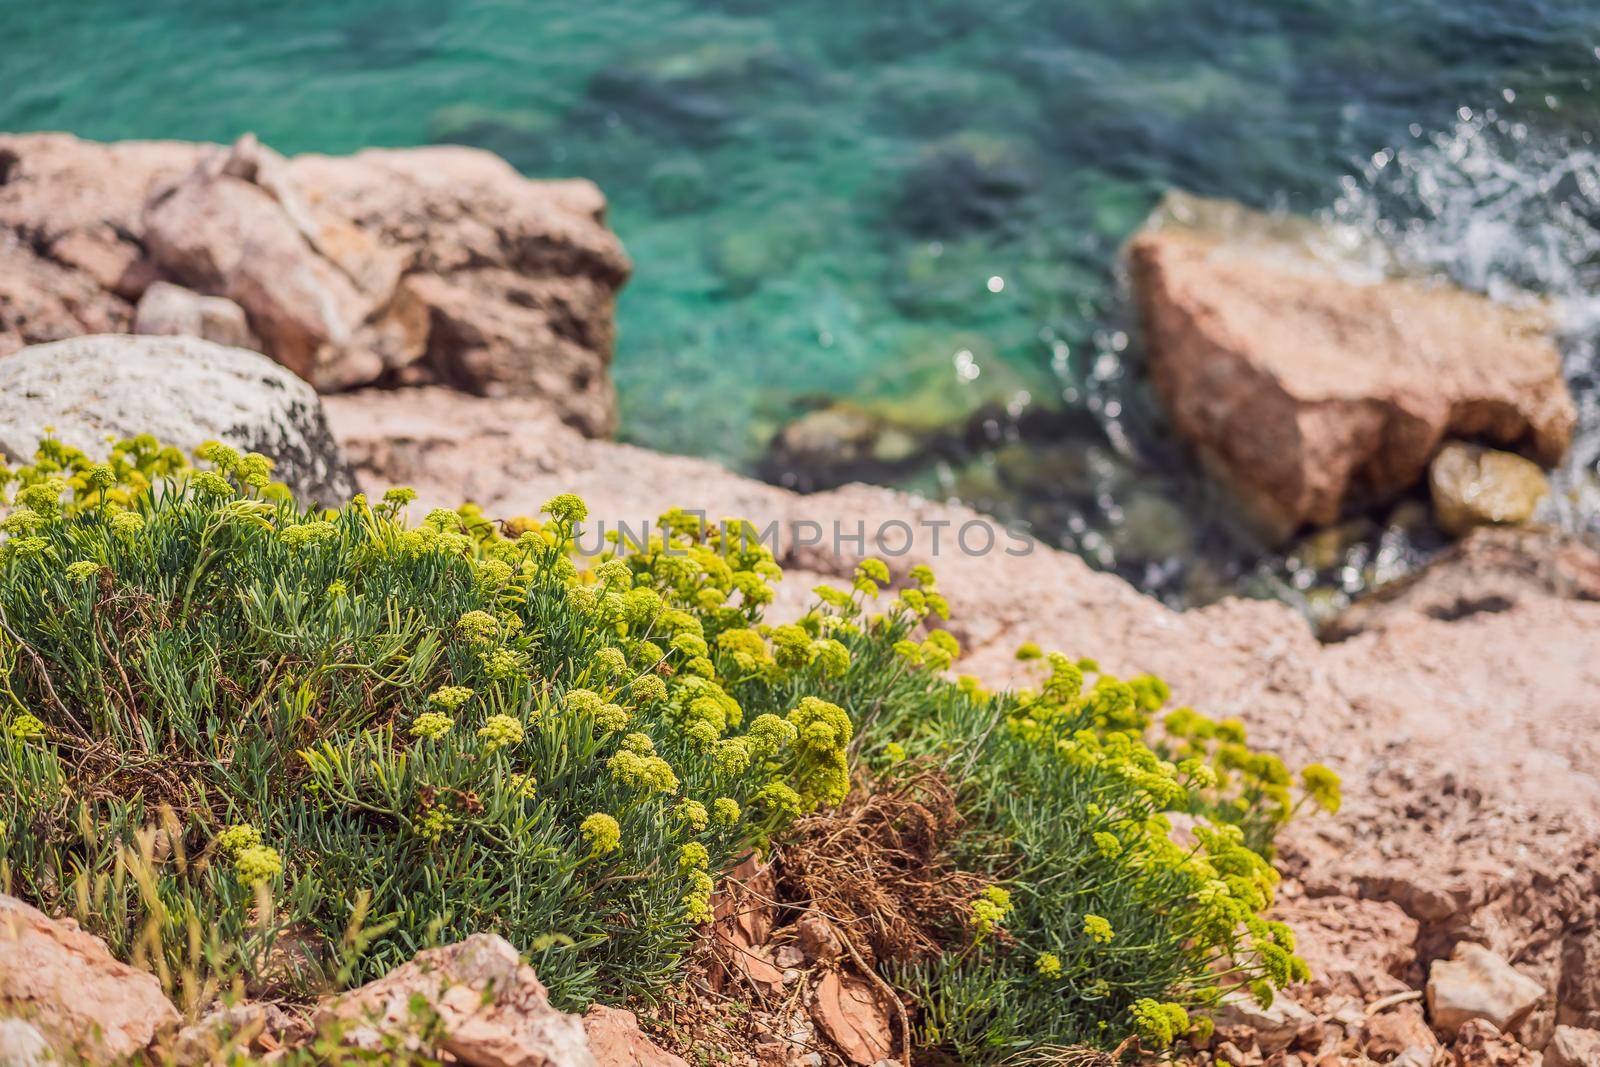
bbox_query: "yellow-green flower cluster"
[1130,998,1190,1049]
[477,714,525,752]
[7,714,46,740]
[65,560,100,581]
[711,797,740,826]
[1082,914,1114,944]
[581,813,620,855]
[430,686,474,710]
[608,733,680,794]
[415,806,453,845]
[787,696,851,808]
[215,823,282,886]
[971,885,1012,937]
[410,712,454,741]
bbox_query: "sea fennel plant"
[0,432,1332,1057]
[0,436,854,1010]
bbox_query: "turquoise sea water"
[5,1,1600,605]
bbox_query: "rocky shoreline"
[2,133,1598,1066]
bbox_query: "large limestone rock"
[0,334,359,504]
[320,933,595,1066]
[0,894,180,1063]
[285,144,630,431]
[1128,193,1575,540]
[0,132,629,433]
[142,140,387,385]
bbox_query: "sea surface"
[5,0,1599,610]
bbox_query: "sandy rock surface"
[0,132,628,432]
[1128,194,1574,540]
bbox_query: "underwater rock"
[892,137,1036,237]
[761,403,929,493]
[0,894,181,1063]
[1129,192,1574,541]
[1428,441,1550,537]
[0,132,629,434]
[0,334,360,505]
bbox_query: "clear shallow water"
[4,1,1599,604]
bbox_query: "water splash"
[1328,109,1600,533]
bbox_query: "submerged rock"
[0,894,181,1063]
[1428,441,1551,537]
[1128,192,1574,541]
[761,403,929,492]
[0,334,360,505]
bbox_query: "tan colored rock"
[320,933,595,1067]
[287,144,630,433]
[1363,1005,1440,1062]
[0,893,181,1062]
[0,133,201,303]
[0,133,628,431]
[0,1018,55,1067]
[143,144,376,383]
[795,914,845,965]
[134,280,258,350]
[1450,1019,1540,1066]
[582,1005,689,1067]
[1271,895,1419,999]
[1546,1025,1600,1067]
[1429,442,1550,537]
[1213,990,1316,1054]
[166,1001,310,1065]
[1128,196,1574,539]
[1428,943,1545,1038]
[810,972,894,1066]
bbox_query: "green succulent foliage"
[0,432,1335,1058]
[0,437,854,1011]
[817,589,1337,1060]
